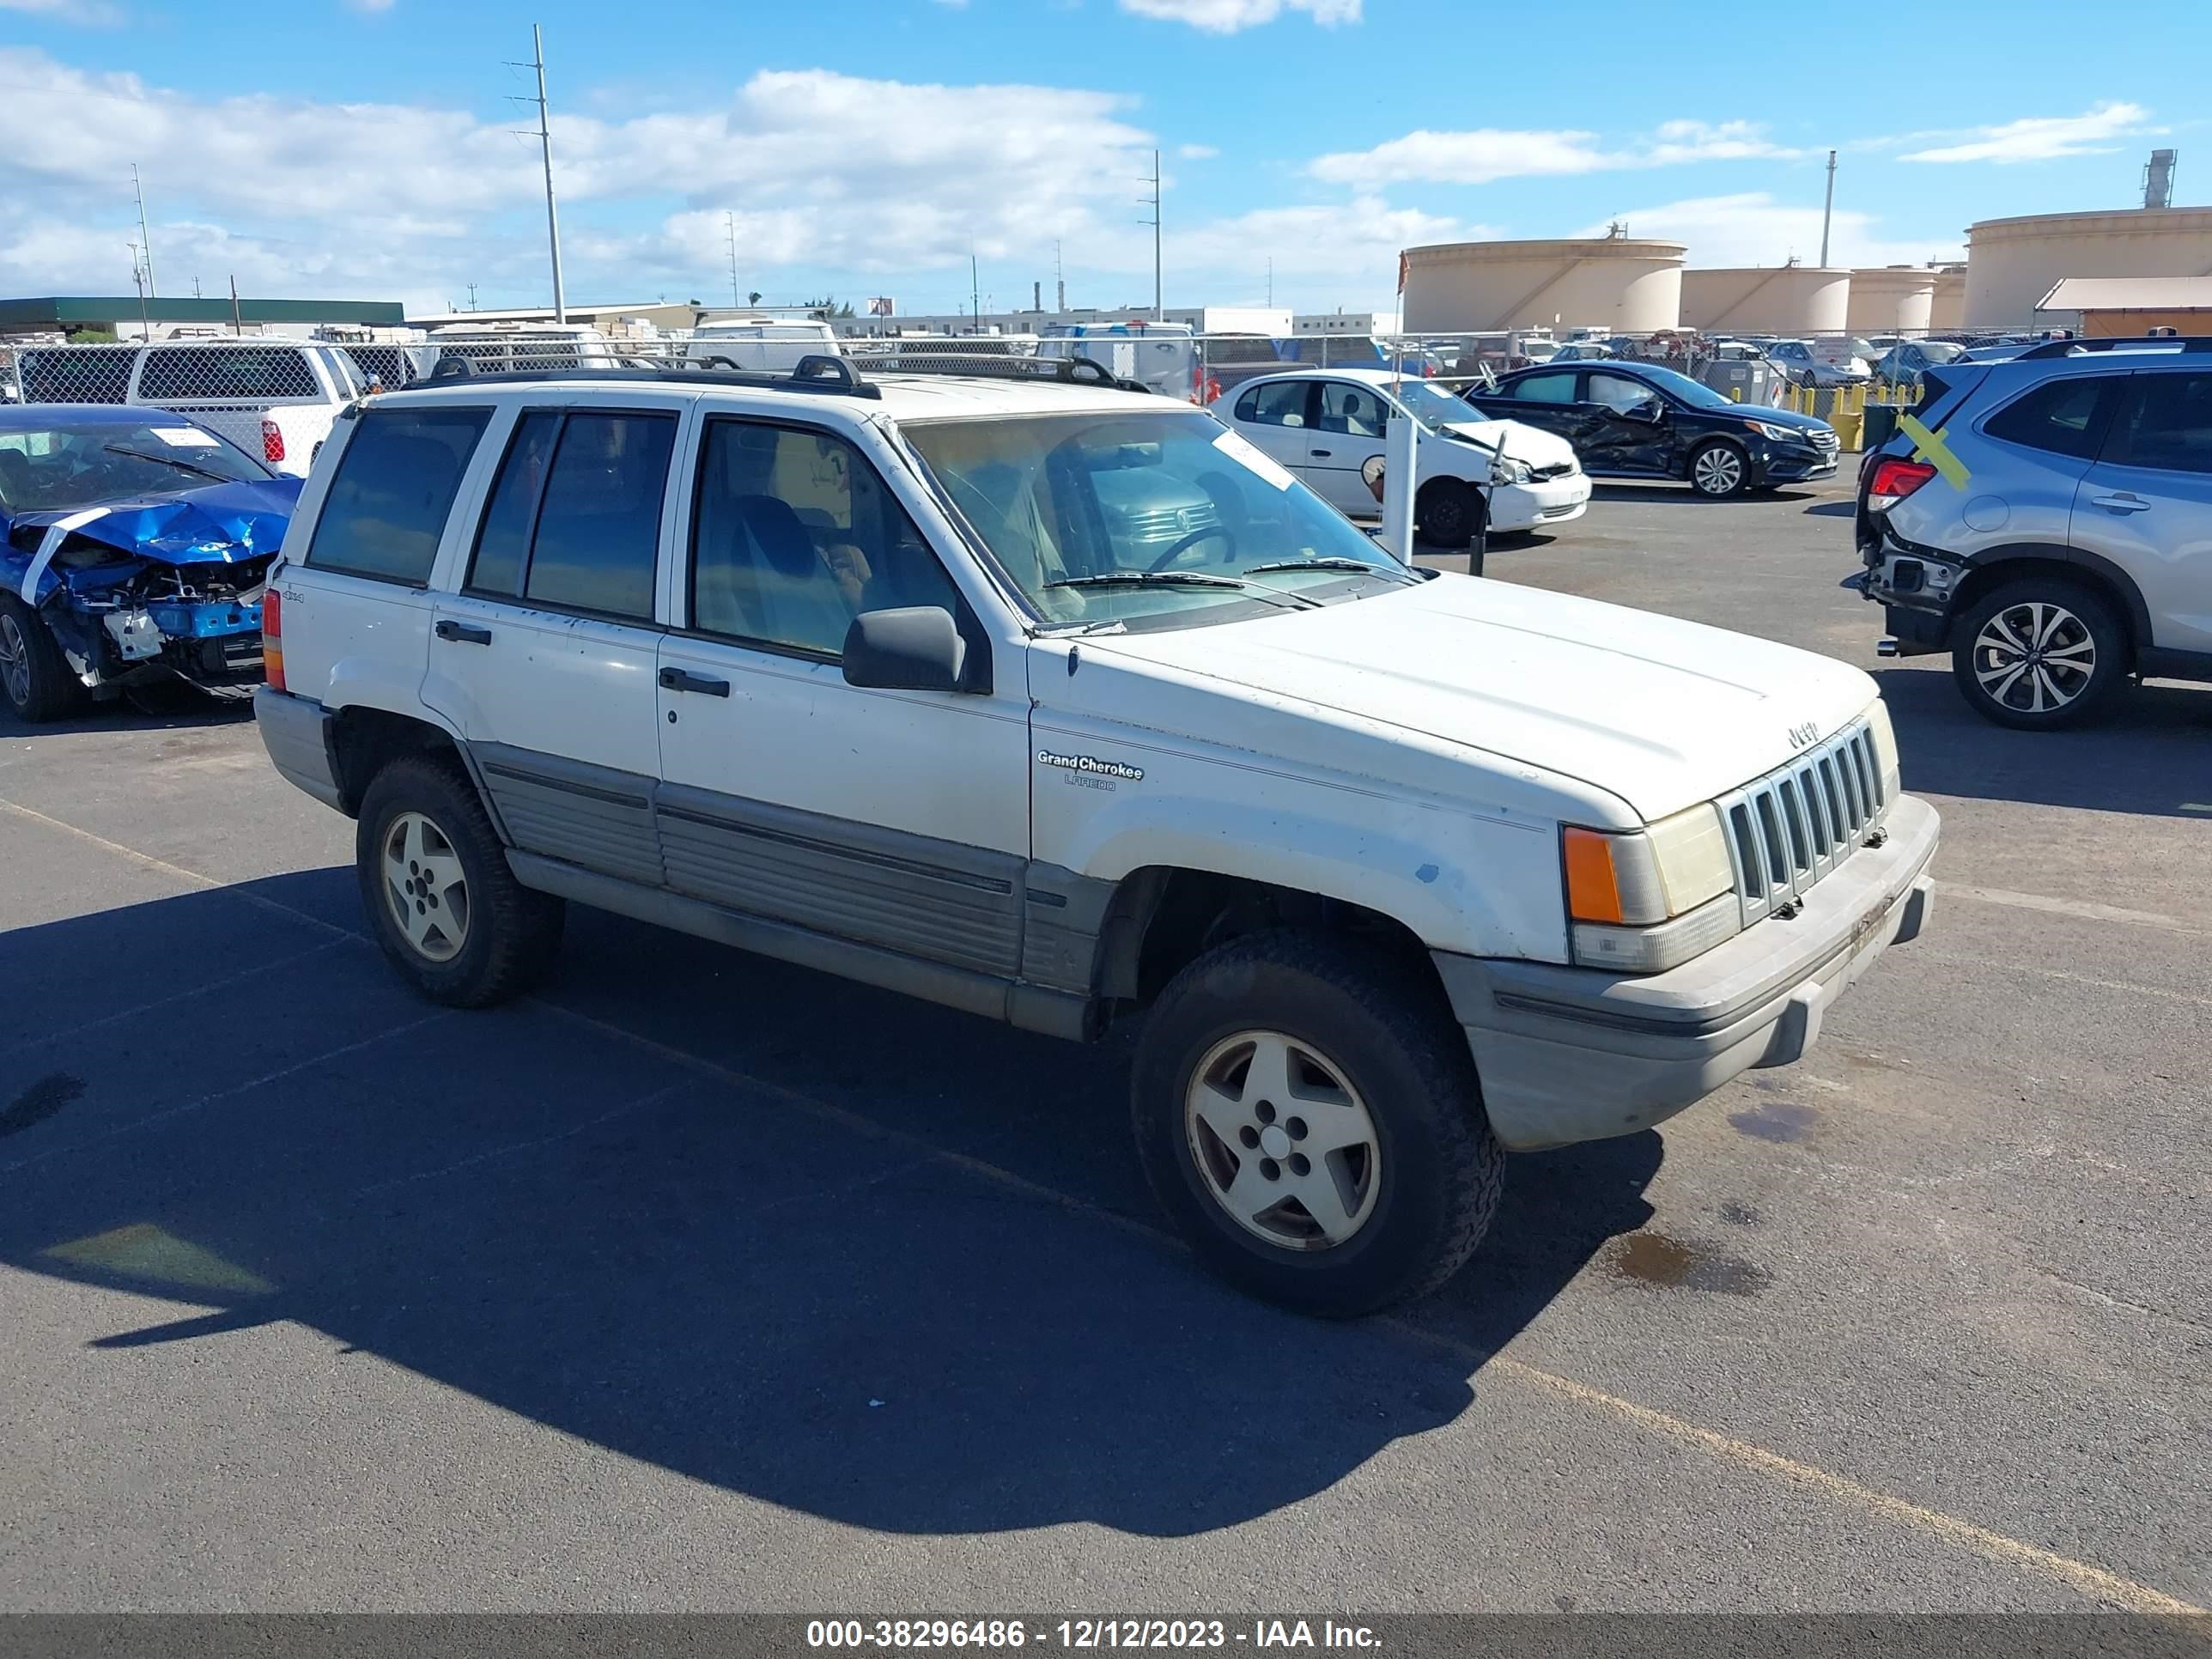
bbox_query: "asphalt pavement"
[0,475,2205,1614]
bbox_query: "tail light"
[261,418,286,465]
[1865,457,1936,511]
[261,586,284,692]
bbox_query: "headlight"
[1868,698,1902,799]
[1560,804,1741,974]
[1746,420,1796,441]
[1490,456,1533,485]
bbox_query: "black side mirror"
[842,606,969,693]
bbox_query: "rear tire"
[1950,578,2126,730]
[0,595,87,724]
[356,754,565,1007]
[1131,929,1504,1317]
[1417,479,1484,550]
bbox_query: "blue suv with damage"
[0,404,299,722]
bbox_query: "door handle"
[2088,494,2152,513]
[659,666,730,697]
[1309,447,1333,458]
[434,620,492,645]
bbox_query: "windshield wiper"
[102,444,235,484]
[1240,556,1418,585]
[1043,571,1318,610]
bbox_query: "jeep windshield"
[902,409,1413,630]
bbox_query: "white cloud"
[1310,119,1796,185]
[1571,193,1964,269]
[0,0,123,23]
[1178,143,1219,160]
[1899,100,2154,164]
[1118,0,1359,33]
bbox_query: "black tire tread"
[0,595,88,724]
[356,753,564,1008]
[1133,927,1504,1316]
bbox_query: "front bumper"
[1755,442,1841,484]
[1488,473,1592,532]
[1434,793,1939,1152]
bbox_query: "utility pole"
[467,283,479,311]
[1819,149,1837,269]
[127,243,149,339]
[1054,240,1065,313]
[1144,149,1164,321]
[726,212,741,309]
[512,24,568,323]
[229,274,242,336]
[970,247,980,333]
[131,164,156,299]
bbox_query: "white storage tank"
[1401,237,1685,334]
[1929,268,1966,331]
[1678,265,1850,337]
[1847,267,1936,336]
[1965,207,2212,326]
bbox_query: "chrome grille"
[1717,716,1887,922]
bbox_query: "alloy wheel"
[1972,600,2096,715]
[380,810,471,963]
[1184,1029,1382,1250]
[1692,447,1744,495]
[0,615,29,709]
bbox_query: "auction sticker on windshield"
[151,428,223,448]
[1212,428,1294,491]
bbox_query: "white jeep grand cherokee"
[255,354,1937,1316]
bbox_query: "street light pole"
[1819,149,1837,269]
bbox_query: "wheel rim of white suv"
[0,615,29,708]
[1692,447,1743,495]
[1972,600,2096,714]
[1184,1030,1381,1251]
[380,810,471,963]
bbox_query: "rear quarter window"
[303,404,493,585]
[1978,375,2124,459]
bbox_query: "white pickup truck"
[253,353,1937,1316]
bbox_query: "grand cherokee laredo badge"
[1036,749,1144,782]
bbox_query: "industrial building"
[1,294,403,342]
[2035,276,2212,337]
[1678,265,1850,337]
[830,305,1290,339]
[1846,268,1938,337]
[1400,237,1686,334]
[1963,206,2212,326]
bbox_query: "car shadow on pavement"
[1589,483,1822,507]
[1801,501,1856,518]
[0,872,1661,1540]
[0,692,257,743]
[1875,663,2212,818]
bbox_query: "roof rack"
[839,347,1152,393]
[420,354,881,399]
[2017,335,2212,360]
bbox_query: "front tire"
[0,596,87,724]
[356,754,565,1006]
[1417,478,1484,550]
[1950,579,2126,730]
[1687,441,1750,498]
[1131,931,1504,1317]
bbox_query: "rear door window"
[304,404,493,585]
[1588,372,1655,414]
[1980,375,2124,459]
[2104,372,2212,475]
[465,408,677,620]
[140,346,321,403]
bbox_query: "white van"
[683,318,841,373]
[1036,321,1207,403]
[11,339,361,477]
[423,324,633,380]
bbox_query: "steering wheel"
[1146,523,1237,573]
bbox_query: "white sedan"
[1219,367,1590,548]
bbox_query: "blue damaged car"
[0,404,301,721]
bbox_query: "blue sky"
[1,0,2203,317]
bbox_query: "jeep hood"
[1085,575,1879,822]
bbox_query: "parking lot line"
[1939,881,2203,938]
[5,794,2203,1618]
